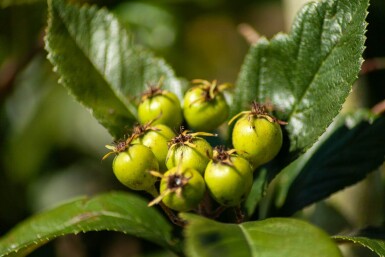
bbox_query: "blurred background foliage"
[0,0,384,256]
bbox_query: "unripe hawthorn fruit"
[166,128,215,174]
[131,123,176,172]
[138,85,182,129]
[149,167,206,212]
[229,102,286,169]
[111,144,159,191]
[204,146,253,207]
[183,79,230,131]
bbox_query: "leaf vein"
[239,224,257,256]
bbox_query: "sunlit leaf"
[45,0,185,138]
[182,213,342,257]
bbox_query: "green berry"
[183,80,229,131]
[204,147,253,207]
[166,129,215,174]
[112,144,159,191]
[138,86,182,129]
[230,102,284,169]
[159,167,206,212]
[132,123,176,172]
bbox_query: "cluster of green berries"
[104,79,285,223]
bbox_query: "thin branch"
[360,57,385,75]
[237,23,261,45]
[372,99,385,115]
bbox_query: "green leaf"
[334,236,385,257]
[45,0,185,138]
[182,213,342,257]
[233,0,368,156]
[275,109,377,211]
[271,110,375,211]
[277,115,385,216]
[232,0,369,215]
[0,192,180,257]
[244,168,268,217]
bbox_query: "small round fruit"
[138,87,182,129]
[230,102,284,169]
[112,144,159,191]
[160,167,206,212]
[166,130,214,174]
[204,147,253,207]
[132,124,176,172]
[183,80,229,131]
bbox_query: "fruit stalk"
[146,186,186,227]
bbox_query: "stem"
[146,186,186,227]
[372,99,385,115]
[361,57,385,75]
[234,205,245,224]
[211,205,227,219]
[159,202,186,227]
[237,23,261,45]
[197,191,213,217]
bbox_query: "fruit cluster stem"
[146,186,186,227]
[234,205,245,224]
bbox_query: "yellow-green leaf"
[182,213,342,257]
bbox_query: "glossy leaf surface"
[45,0,184,138]
[234,0,369,214]
[183,213,342,257]
[0,192,179,257]
[233,0,368,155]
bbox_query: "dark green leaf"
[334,236,385,257]
[278,115,385,216]
[233,0,368,156]
[272,110,377,211]
[261,110,376,218]
[0,192,180,257]
[182,213,342,257]
[45,0,185,138]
